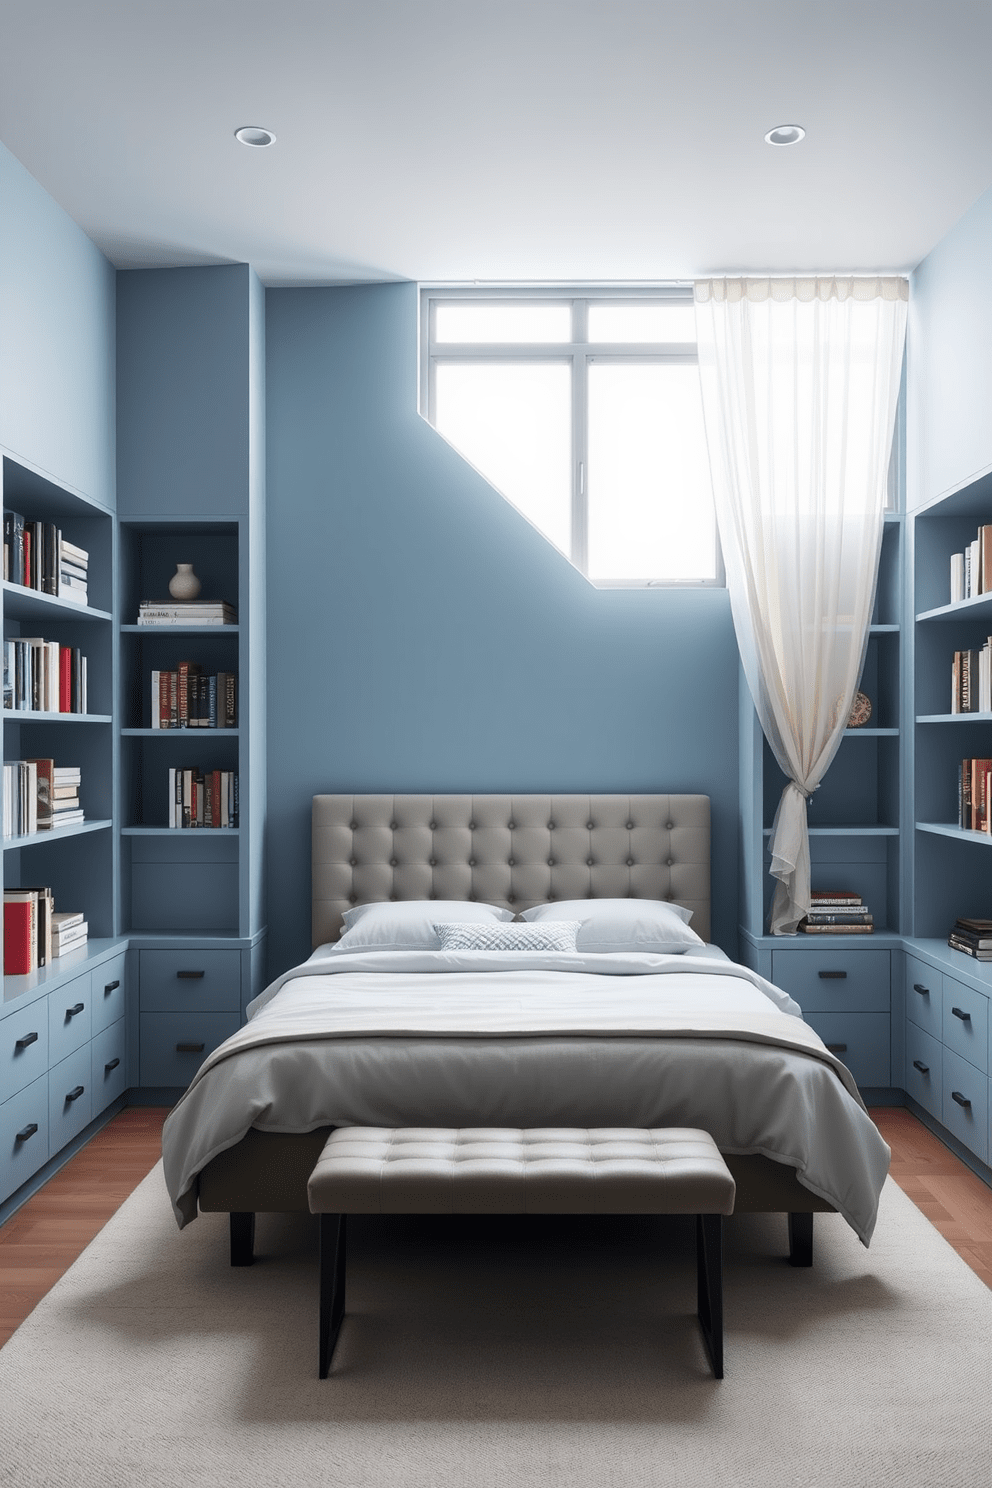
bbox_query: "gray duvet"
[162,946,891,1243]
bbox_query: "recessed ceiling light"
[764,124,805,147]
[235,126,276,148]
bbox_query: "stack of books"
[53,909,87,958]
[167,767,238,828]
[3,637,88,713]
[958,757,992,832]
[3,885,53,973]
[59,536,89,606]
[2,760,38,837]
[951,645,992,715]
[30,759,83,829]
[137,599,237,627]
[947,918,992,961]
[151,665,237,728]
[799,891,874,934]
[950,524,992,602]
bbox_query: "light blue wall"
[909,183,992,508]
[265,282,740,974]
[0,141,115,507]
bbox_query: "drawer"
[803,1011,890,1088]
[48,1043,93,1155]
[770,950,890,1013]
[905,955,942,1039]
[2,996,49,1101]
[0,1074,50,1203]
[92,952,127,1036]
[941,977,989,1075]
[139,1011,240,1087]
[941,1047,988,1164]
[92,1018,127,1114]
[48,973,92,1066]
[905,1022,942,1121]
[139,948,241,1013]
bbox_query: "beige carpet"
[0,1165,990,1488]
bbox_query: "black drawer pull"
[951,1090,972,1109]
[913,1059,930,1075]
[66,1002,85,1018]
[951,1006,971,1022]
[15,1122,39,1142]
[14,1031,39,1049]
[826,1042,848,1053]
[104,980,120,995]
[818,970,847,980]
[176,1041,205,1053]
[176,970,205,980]
[913,983,930,996]
[104,1057,121,1073]
[66,1085,85,1102]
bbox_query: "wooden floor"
[0,1104,990,1349]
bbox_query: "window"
[421,289,719,586]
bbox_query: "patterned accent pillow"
[433,920,581,952]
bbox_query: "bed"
[162,793,890,1265]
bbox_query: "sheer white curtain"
[694,277,908,934]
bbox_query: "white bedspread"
[161,947,891,1243]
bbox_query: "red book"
[4,895,35,974]
[211,769,221,828]
[59,646,71,712]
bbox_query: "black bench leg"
[788,1211,814,1267]
[319,1213,347,1379]
[695,1213,724,1379]
[230,1211,255,1267]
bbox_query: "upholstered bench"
[307,1125,736,1379]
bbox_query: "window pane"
[433,362,572,554]
[587,302,696,344]
[587,362,716,582]
[434,301,572,344]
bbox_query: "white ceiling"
[2,0,991,286]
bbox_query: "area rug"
[0,1165,989,1488]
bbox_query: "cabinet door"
[48,973,92,1065]
[138,948,241,1012]
[905,1022,942,1120]
[905,956,942,1039]
[0,1074,50,1203]
[91,1018,127,1113]
[942,1047,988,1163]
[92,953,127,1035]
[2,997,49,1101]
[48,1043,93,1154]
[941,977,989,1075]
[770,950,890,1013]
[802,1011,891,1087]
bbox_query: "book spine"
[3,899,34,974]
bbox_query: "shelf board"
[2,583,109,623]
[869,623,899,634]
[843,727,899,737]
[120,624,239,635]
[3,711,111,724]
[917,593,992,623]
[916,821,992,845]
[120,727,239,737]
[121,827,239,836]
[763,825,899,837]
[2,937,129,1003]
[917,713,992,723]
[2,819,112,850]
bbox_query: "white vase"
[168,563,201,600]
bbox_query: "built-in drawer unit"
[770,949,890,1013]
[48,973,92,1066]
[48,1044,93,1151]
[940,1046,988,1164]
[138,949,241,1013]
[92,953,127,1036]
[940,977,989,1075]
[802,1011,891,1088]
[139,1011,240,1088]
[904,1022,942,1121]
[91,1019,127,1113]
[0,1074,50,1201]
[2,995,49,1101]
[905,955,942,1040]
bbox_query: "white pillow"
[337,899,512,952]
[520,898,703,954]
[434,920,580,952]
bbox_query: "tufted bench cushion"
[308,1125,735,1380]
[307,1126,737,1216]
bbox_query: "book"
[25,757,55,826]
[809,891,863,904]
[20,886,53,966]
[803,912,873,926]
[948,934,992,961]
[3,890,36,974]
[800,922,875,934]
[53,921,88,956]
[52,909,84,933]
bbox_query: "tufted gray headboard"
[312,794,710,947]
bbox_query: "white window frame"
[419,285,724,588]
